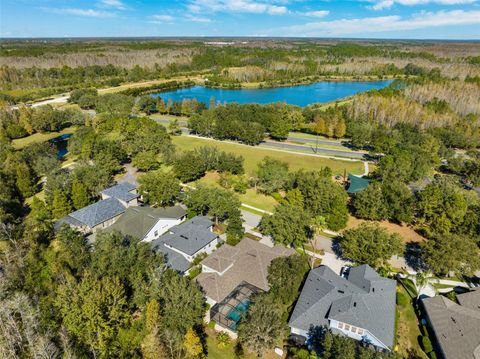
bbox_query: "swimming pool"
[226,299,251,330]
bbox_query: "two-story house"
[151,216,220,273]
[55,182,139,234]
[289,265,396,351]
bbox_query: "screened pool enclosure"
[210,281,263,332]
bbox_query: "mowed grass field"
[172,136,365,176]
[11,126,77,149]
[195,172,279,212]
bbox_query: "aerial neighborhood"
[1,20,480,359]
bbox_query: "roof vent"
[353,302,357,307]
[338,290,344,294]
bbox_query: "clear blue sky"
[1,0,479,39]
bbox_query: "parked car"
[340,266,350,278]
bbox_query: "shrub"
[422,336,433,353]
[216,332,231,348]
[421,325,428,336]
[429,351,437,359]
[188,266,202,279]
[446,290,458,303]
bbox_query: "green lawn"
[150,113,189,123]
[12,126,78,149]
[239,188,278,212]
[395,285,428,359]
[172,136,364,176]
[194,172,278,212]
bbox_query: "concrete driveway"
[241,210,262,229]
[319,252,352,275]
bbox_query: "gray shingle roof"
[161,216,217,256]
[289,265,396,349]
[104,206,186,239]
[101,182,139,202]
[151,239,191,273]
[422,289,480,359]
[69,198,126,228]
[54,214,85,231]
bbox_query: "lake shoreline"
[151,79,393,107]
[201,75,402,91]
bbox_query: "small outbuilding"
[346,174,370,194]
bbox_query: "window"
[344,324,350,331]
[351,327,357,333]
[337,322,343,329]
[358,329,364,335]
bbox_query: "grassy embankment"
[395,283,429,359]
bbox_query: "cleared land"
[11,126,77,149]
[345,216,426,244]
[172,136,365,176]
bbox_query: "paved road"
[154,117,366,159]
[12,95,69,109]
[262,140,367,159]
[288,136,343,146]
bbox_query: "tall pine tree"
[52,189,73,219]
[71,179,90,210]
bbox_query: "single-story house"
[289,265,396,351]
[422,289,480,359]
[196,237,295,303]
[151,216,220,273]
[196,238,295,334]
[55,181,138,233]
[103,205,186,242]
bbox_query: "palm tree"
[305,216,327,269]
[414,271,429,298]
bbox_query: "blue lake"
[153,80,392,107]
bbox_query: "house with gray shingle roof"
[55,182,138,233]
[101,182,139,206]
[151,216,220,273]
[104,205,186,242]
[289,265,396,351]
[422,289,480,359]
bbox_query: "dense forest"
[1,39,479,102]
